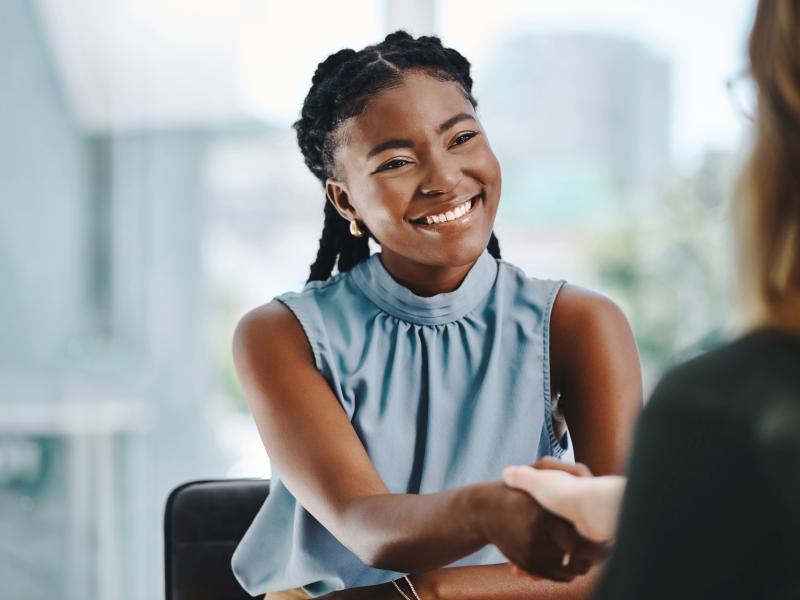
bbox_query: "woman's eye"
[450,131,478,147]
[377,159,410,172]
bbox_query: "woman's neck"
[378,252,479,297]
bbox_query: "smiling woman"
[326,72,501,294]
[229,31,642,600]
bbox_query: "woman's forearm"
[341,479,599,580]
[341,481,499,572]
[415,563,601,600]
[322,564,601,600]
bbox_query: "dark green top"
[594,329,800,600]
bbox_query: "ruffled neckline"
[350,249,498,325]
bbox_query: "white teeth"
[423,198,473,225]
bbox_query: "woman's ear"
[326,178,357,221]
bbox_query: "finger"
[503,464,574,490]
[565,540,610,578]
[522,544,583,583]
[545,515,598,578]
[503,468,578,522]
[517,557,580,582]
[508,508,592,582]
[520,550,584,583]
[502,465,550,494]
[598,541,614,560]
[546,513,579,556]
[502,466,537,496]
[565,556,593,576]
[530,567,577,583]
[503,467,580,502]
[533,456,593,477]
[573,537,613,564]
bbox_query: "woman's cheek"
[372,208,405,241]
[469,146,501,184]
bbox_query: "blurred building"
[1,0,391,596]
[0,2,242,598]
[479,32,672,226]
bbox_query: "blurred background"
[0,0,756,598]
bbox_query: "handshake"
[479,458,626,582]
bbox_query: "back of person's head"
[294,31,501,283]
[739,0,800,324]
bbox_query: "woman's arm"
[321,564,602,600]
[414,564,602,600]
[234,301,582,575]
[550,285,643,475]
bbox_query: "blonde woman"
[502,1,800,598]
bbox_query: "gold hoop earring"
[349,219,365,238]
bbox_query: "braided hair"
[294,30,502,283]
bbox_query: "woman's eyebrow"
[366,113,477,159]
[367,138,414,159]
[437,112,475,134]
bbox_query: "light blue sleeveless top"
[231,249,567,596]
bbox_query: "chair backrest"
[164,478,270,600]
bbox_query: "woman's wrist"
[461,480,506,546]
[406,571,441,600]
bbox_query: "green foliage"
[589,152,738,380]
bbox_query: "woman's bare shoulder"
[233,299,314,376]
[549,283,637,388]
[551,284,630,337]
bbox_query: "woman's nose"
[419,152,462,195]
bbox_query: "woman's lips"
[411,192,483,228]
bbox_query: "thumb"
[502,465,555,496]
[502,465,530,489]
[504,466,579,517]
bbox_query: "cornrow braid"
[295,30,501,283]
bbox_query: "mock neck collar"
[350,249,498,325]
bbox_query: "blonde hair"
[736,0,800,327]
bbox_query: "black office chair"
[164,478,270,600]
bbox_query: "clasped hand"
[486,457,624,582]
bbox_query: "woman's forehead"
[345,73,475,147]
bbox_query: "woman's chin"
[422,233,494,267]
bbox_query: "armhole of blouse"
[542,280,567,459]
[275,295,333,386]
